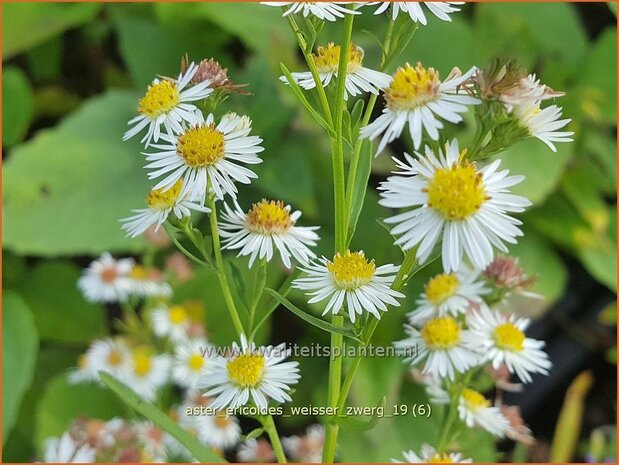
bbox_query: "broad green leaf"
[2,292,39,444]
[2,3,101,59]
[12,261,108,344]
[2,67,34,148]
[578,241,617,292]
[35,373,125,447]
[3,91,152,255]
[264,288,360,341]
[100,373,225,463]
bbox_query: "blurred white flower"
[43,432,96,463]
[457,388,510,437]
[77,253,134,303]
[393,443,472,463]
[365,2,463,25]
[262,2,358,21]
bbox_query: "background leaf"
[2,67,34,148]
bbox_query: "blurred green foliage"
[2,3,616,462]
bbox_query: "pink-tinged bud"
[181,55,250,94]
[483,255,536,292]
[500,405,536,446]
[166,252,195,283]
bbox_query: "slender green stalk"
[322,315,344,463]
[263,414,287,463]
[207,194,245,337]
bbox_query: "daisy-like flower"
[393,444,472,463]
[125,347,171,402]
[172,338,210,389]
[195,411,242,449]
[457,388,510,437]
[134,421,168,462]
[127,265,172,299]
[360,63,479,154]
[293,250,404,323]
[77,253,134,303]
[466,307,551,383]
[366,2,463,25]
[379,140,532,272]
[408,268,488,324]
[68,353,98,384]
[238,438,276,463]
[513,100,574,152]
[123,62,213,147]
[151,304,192,343]
[43,432,96,463]
[145,111,264,202]
[87,338,132,381]
[262,2,358,21]
[121,179,209,238]
[498,73,565,109]
[282,43,391,100]
[282,424,325,463]
[394,316,479,380]
[199,334,300,410]
[219,199,320,268]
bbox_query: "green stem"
[322,315,344,463]
[207,194,245,337]
[437,371,474,452]
[263,415,287,463]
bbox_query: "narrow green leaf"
[264,288,360,341]
[100,373,226,463]
[332,397,386,432]
[244,427,264,441]
[347,140,373,245]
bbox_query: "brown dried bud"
[181,54,250,94]
[500,405,536,446]
[483,255,536,292]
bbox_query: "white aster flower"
[457,388,510,437]
[121,178,209,238]
[393,444,472,463]
[379,140,532,272]
[134,421,168,462]
[395,316,479,380]
[199,334,300,410]
[125,347,171,402]
[293,250,404,323]
[68,353,98,384]
[43,432,96,463]
[123,62,213,147]
[361,63,479,154]
[282,424,325,463]
[77,253,134,303]
[237,438,276,463]
[262,2,358,21]
[408,268,488,324]
[282,43,391,100]
[219,199,320,268]
[367,2,463,24]
[195,411,241,449]
[466,307,552,383]
[514,101,574,152]
[151,304,192,343]
[173,338,210,389]
[127,265,172,299]
[87,338,132,381]
[499,73,566,109]
[145,111,264,202]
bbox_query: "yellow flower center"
[313,43,364,74]
[425,273,460,304]
[107,349,124,367]
[327,250,376,291]
[177,123,225,168]
[214,413,232,429]
[493,323,525,352]
[426,159,488,221]
[130,265,148,281]
[421,317,461,350]
[100,267,118,283]
[146,179,183,210]
[188,353,205,372]
[132,349,152,377]
[385,62,441,111]
[169,305,189,325]
[246,200,293,235]
[227,353,265,387]
[428,454,454,463]
[138,80,180,118]
[462,388,490,410]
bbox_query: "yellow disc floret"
[385,62,441,111]
[327,250,376,290]
[313,43,364,74]
[227,353,265,387]
[132,348,153,377]
[107,349,124,367]
[425,273,460,304]
[146,179,183,210]
[246,200,293,235]
[428,454,455,463]
[138,80,180,118]
[188,353,205,372]
[177,123,226,168]
[421,316,461,350]
[493,322,525,352]
[462,388,490,410]
[427,160,488,220]
[169,305,189,325]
